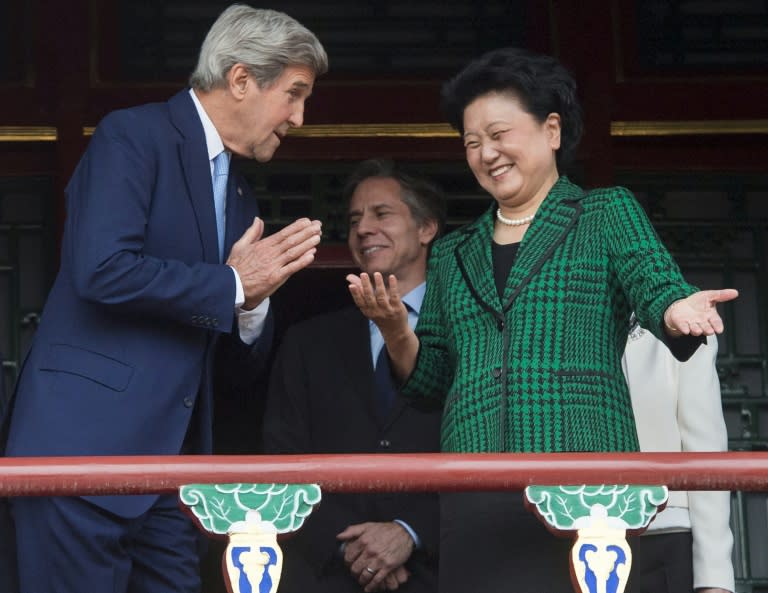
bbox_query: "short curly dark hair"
[440,47,583,172]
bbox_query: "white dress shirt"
[189,89,268,344]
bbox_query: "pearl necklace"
[496,208,535,226]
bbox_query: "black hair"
[440,47,584,171]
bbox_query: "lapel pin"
[237,186,243,197]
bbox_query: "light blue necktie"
[212,151,230,262]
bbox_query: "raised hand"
[227,217,321,309]
[663,288,739,336]
[346,272,419,381]
[346,272,409,338]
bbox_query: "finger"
[277,232,322,266]
[346,274,363,289]
[348,283,366,309]
[385,274,402,306]
[395,566,409,584]
[337,524,365,541]
[359,273,377,305]
[709,288,739,304]
[342,541,363,565]
[695,318,716,335]
[373,273,389,304]
[355,562,376,584]
[384,573,400,590]
[274,248,317,280]
[271,218,322,245]
[234,216,264,247]
[261,221,322,258]
[365,568,389,593]
[709,315,725,334]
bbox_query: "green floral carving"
[179,483,321,536]
[525,484,668,531]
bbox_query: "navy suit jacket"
[5,90,270,517]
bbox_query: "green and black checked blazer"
[403,176,698,453]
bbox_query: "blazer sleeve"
[402,238,455,400]
[603,188,703,359]
[677,336,735,591]
[63,110,237,330]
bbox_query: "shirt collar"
[401,281,426,314]
[188,88,225,161]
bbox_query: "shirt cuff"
[394,519,421,549]
[229,266,269,345]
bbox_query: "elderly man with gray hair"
[4,5,326,593]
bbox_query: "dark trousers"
[0,497,18,593]
[439,491,574,593]
[12,494,203,593]
[625,531,693,593]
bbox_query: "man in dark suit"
[264,159,445,593]
[3,6,326,593]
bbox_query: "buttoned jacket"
[404,176,700,453]
[5,90,268,517]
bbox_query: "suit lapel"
[454,178,586,317]
[502,180,584,310]
[224,171,241,257]
[339,308,411,429]
[455,206,502,317]
[334,309,380,418]
[168,90,219,264]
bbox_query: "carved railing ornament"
[525,485,669,593]
[179,483,321,593]
[180,482,666,593]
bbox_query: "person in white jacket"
[622,317,735,593]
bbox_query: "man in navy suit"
[264,160,445,593]
[4,5,327,592]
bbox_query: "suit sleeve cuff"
[229,266,269,345]
[394,519,421,549]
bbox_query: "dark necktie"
[373,347,397,420]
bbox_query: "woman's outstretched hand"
[663,288,739,336]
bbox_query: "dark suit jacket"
[263,306,440,593]
[4,90,270,517]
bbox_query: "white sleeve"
[677,336,735,592]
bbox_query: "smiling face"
[347,176,437,295]
[463,92,561,214]
[226,64,315,162]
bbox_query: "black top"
[491,241,520,299]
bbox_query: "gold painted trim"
[84,123,457,139]
[0,126,57,142]
[611,120,768,136]
[287,123,458,138]
[83,120,768,140]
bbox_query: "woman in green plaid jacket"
[347,48,737,593]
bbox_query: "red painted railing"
[1,451,767,496]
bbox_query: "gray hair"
[190,4,328,91]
